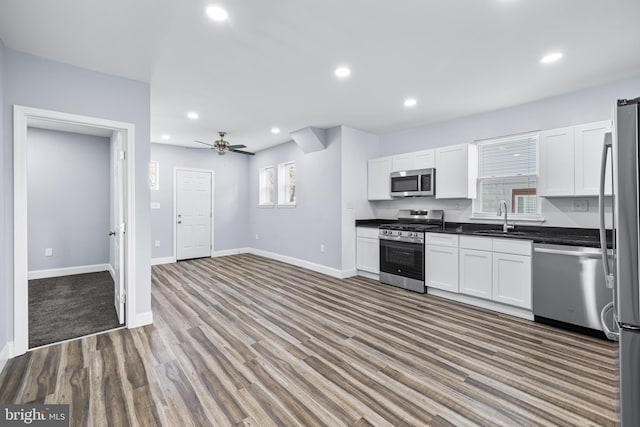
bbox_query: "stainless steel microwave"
[390,168,435,197]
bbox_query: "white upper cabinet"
[538,126,575,197]
[435,144,478,199]
[391,149,434,172]
[574,120,612,196]
[538,120,612,197]
[367,156,393,200]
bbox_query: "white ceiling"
[1,0,640,152]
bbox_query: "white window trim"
[259,165,275,207]
[277,160,296,207]
[472,131,542,220]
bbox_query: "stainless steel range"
[379,210,444,293]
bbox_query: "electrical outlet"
[573,199,589,212]
[320,244,325,253]
[154,240,160,247]
[45,248,53,257]
[255,234,259,240]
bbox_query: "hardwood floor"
[0,254,619,426]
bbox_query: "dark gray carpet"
[29,271,123,348]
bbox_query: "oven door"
[379,239,424,281]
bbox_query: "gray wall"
[150,143,250,259]
[374,76,640,228]
[2,48,151,347]
[249,133,342,269]
[0,38,6,353]
[340,126,378,272]
[27,128,110,271]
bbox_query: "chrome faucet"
[497,200,515,233]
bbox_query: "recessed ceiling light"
[206,5,228,22]
[404,98,417,108]
[187,112,199,119]
[271,127,281,134]
[540,52,563,64]
[161,134,171,140]
[513,153,521,157]
[334,67,351,78]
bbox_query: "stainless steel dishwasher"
[533,243,614,334]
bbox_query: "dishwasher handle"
[533,247,606,257]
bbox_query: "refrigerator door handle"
[599,132,614,288]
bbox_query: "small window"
[474,132,540,218]
[278,161,296,206]
[259,166,275,206]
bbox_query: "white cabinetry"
[356,227,379,274]
[457,235,532,309]
[435,144,478,199]
[392,149,434,172]
[574,120,612,196]
[492,252,532,309]
[538,126,575,197]
[538,121,612,197]
[367,156,393,200]
[458,236,492,299]
[491,238,532,309]
[425,234,459,293]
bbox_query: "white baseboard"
[427,288,534,321]
[28,264,110,280]
[211,248,250,258]
[0,341,14,374]
[248,248,350,279]
[341,269,358,279]
[108,264,116,281]
[133,311,153,327]
[151,256,176,266]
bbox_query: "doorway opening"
[174,168,214,261]
[25,128,124,348]
[13,106,137,356]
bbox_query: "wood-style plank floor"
[0,254,619,426]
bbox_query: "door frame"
[13,105,137,356]
[173,167,215,260]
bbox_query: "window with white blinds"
[474,132,539,216]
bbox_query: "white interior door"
[112,132,126,324]
[176,169,212,260]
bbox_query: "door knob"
[108,231,116,236]
[177,221,182,224]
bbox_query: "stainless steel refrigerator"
[599,97,640,426]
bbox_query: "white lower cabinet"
[492,252,532,309]
[425,234,459,293]
[459,249,492,299]
[356,227,379,274]
[456,235,532,310]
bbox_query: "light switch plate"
[45,248,53,257]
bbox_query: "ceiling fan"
[194,131,254,155]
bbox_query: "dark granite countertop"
[355,219,613,248]
[355,219,397,228]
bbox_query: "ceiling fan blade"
[229,149,255,156]
[228,144,247,149]
[195,140,215,148]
